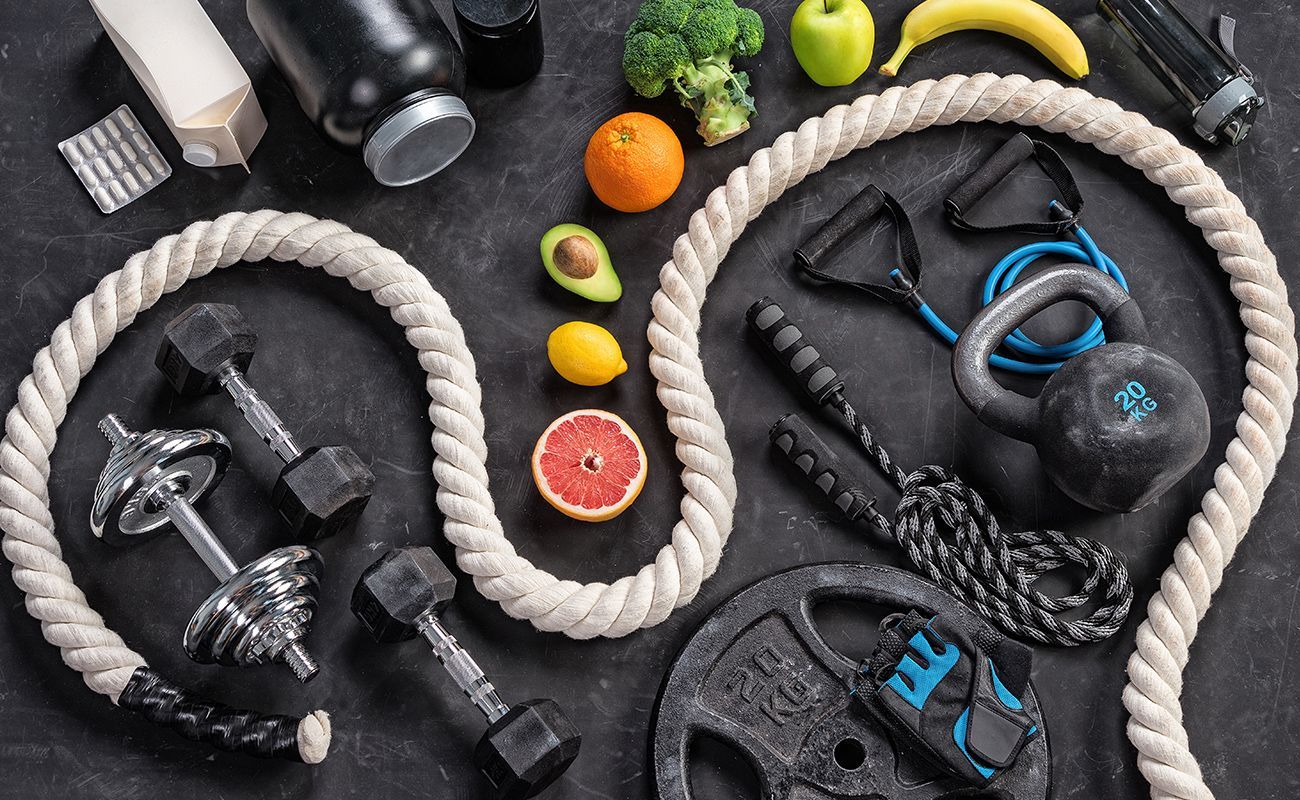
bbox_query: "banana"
[880,0,1089,79]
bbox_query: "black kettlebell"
[952,264,1210,513]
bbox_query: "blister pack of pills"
[59,105,172,214]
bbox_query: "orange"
[584,112,684,213]
[531,409,648,522]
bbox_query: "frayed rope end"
[298,710,331,764]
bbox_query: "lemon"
[547,322,628,386]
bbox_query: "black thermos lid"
[454,0,536,35]
[452,0,543,86]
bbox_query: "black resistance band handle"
[944,134,1083,236]
[770,413,885,528]
[794,184,886,271]
[746,297,843,406]
[118,667,306,761]
[945,133,1035,215]
[791,185,923,305]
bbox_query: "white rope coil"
[0,74,1291,797]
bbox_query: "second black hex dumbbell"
[353,547,582,799]
[156,303,375,540]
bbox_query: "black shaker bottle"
[247,0,476,186]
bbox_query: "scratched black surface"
[0,0,1296,797]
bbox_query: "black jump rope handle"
[745,296,844,406]
[747,297,887,528]
[769,413,884,528]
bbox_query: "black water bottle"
[247,0,476,186]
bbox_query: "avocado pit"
[553,235,599,279]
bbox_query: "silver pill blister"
[58,104,171,214]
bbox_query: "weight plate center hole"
[142,473,192,514]
[834,737,866,771]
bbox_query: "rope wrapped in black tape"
[118,667,303,760]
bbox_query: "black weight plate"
[650,563,1051,800]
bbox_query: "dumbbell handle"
[153,489,240,580]
[418,611,511,724]
[218,365,303,464]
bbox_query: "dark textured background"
[0,0,1295,797]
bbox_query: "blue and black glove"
[853,611,1039,788]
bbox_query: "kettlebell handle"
[952,264,1150,441]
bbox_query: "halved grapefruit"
[531,409,648,522]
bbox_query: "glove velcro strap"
[853,612,1037,788]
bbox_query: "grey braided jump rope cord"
[831,395,1133,647]
[0,75,1292,798]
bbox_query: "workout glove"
[852,611,1038,788]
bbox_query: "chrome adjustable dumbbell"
[92,413,324,683]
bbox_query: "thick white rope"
[0,74,1290,795]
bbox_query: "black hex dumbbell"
[353,547,581,799]
[156,303,375,540]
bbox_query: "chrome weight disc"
[185,545,323,671]
[91,424,231,545]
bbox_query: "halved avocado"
[541,223,622,302]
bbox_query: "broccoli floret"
[681,0,739,61]
[734,7,763,56]
[621,0,765,146]
[623,32,689,99]
[626,0,693,39]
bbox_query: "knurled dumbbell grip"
[156,491,239,580]
[746,297,844,406]
[418,612,511,724]
[218,366,303,464]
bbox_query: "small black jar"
[247,0,476,186]
[452,0,545,87]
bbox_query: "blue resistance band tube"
[790,135,1128,375]
[891,201,1128,375]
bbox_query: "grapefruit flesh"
[532,410,647,522]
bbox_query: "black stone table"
[0,0,1295,797]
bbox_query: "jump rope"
[755,134,1134,647]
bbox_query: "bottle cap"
[183,141,220,167]
[453,0,536,35]
[363,93,476,187]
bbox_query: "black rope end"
[118,667,304,761]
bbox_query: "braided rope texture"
[835,396,1132,647]
[0,75,1290,796]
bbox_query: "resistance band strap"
[945,133,1083,236]
[792,184,923,305]
[118,667,304,760]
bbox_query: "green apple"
[790,0,875,87]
